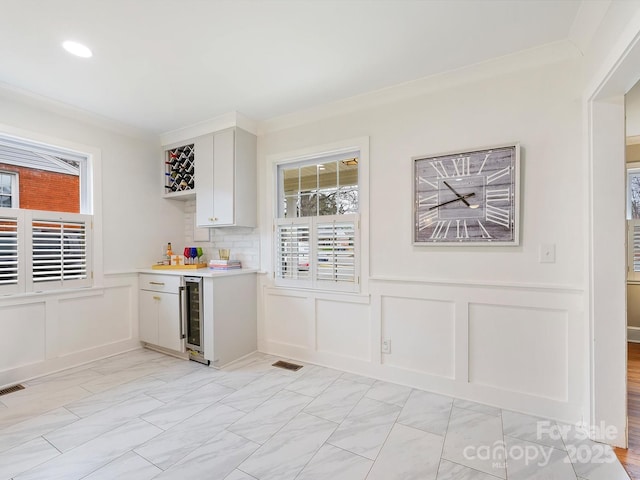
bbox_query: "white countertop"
[138,267,258,278]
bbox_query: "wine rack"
[165,144,195,193]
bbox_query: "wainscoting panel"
[316,299,370,361]
[468,303,569,401]
[0,273,141,389]
[260,278,586,424]
[381,295,455,379]
[264,291,312,349]
[57,286,133,356]
[0,302,46,371]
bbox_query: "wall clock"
[413,144,520,245]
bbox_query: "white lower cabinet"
[138,271,257,365]
[139,274,183,353]
[203,273,257,367]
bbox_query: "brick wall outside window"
[0,163,79,213]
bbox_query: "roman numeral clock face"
[413,145,519,245]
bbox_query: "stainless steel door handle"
[178,285,186,339]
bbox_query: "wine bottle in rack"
[164,144,196,194]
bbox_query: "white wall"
[257,55,588,423]
[0,88,184,388]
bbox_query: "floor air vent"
[272,360,303,372]
[0,384,25,396]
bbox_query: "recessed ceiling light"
[62,40,92,58]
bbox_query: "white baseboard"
[628,326,640,343]
[0,339,141,390]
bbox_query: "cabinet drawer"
[139,274,181,293]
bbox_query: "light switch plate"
[381,339,391,354]
[539,244,556,263]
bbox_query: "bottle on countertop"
[166,242,173,265]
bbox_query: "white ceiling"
[0,0,586,134]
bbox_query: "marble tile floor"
[0,349,631,480]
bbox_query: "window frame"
[0,127,101,295]
[269,138,369,293]
[277,152,360,219]
[627,164,640,221]
[0,170,19,208]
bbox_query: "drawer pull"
[149,282,165,286]
[153,296,161,301]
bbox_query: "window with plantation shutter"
[0,133,94,295]
[274,151,360,292]
[628,220,640,281]
[0,213,20,294]
[31,214,91,289]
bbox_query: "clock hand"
[443,181,470,207]
[428,192,475,210]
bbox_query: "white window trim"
[0,124,102,291]
[0,170,19,208]
[265,136,369,294]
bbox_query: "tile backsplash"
[183,200,260,268]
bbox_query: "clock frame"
[413,143,520,246]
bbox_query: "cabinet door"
[213,128,235,226]
[139,290,159,345]
[195,133,215,227]
[157,292,183,352]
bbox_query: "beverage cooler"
[180,276,209,365]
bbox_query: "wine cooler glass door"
[184,277,203,352]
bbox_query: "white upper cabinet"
[196,127,257,228]
[162,127,257,228]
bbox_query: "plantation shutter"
[316,216,358,288]
[0,213,21,294]
[275,214,359,292]
[629,220,640,281]
[30,213,91,290]
[275,219,312,286]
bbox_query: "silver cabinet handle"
[149,281,165,286]
[178,286,186,340]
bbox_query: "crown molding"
[258,40,581,135]
[0,82,156,141]
[568,0,612,55]
[159,111,258,146]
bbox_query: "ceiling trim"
[258,40,581,135]
[159,111,258,146]
[0,82,156,142]
[568,0,612,55]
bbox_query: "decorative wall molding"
[260,279,586,424]
[0,275,140,389]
